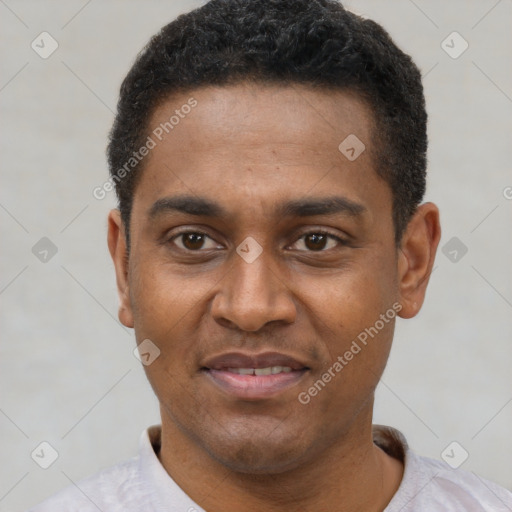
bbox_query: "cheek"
[130,256,205,330]
[128,257,222,376]
[299,252,398,393]
[304,253,397,333]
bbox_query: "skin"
[108,82,441,512]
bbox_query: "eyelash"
[168,229,347,252]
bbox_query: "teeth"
[227,368,254,375]
[226,366,293,375]
[255,367,272,376]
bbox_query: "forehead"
[131,83,389,224]
[150,82,374,161]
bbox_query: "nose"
[211,249,297,332]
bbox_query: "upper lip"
[202,351,309,371]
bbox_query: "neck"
[157,405,404,512]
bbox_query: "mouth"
[201,351,310,400]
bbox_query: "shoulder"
[388,448,512,511]
[26,456,146,512]
[26,426,166,511]
[372,425,512,512]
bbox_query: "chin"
[200,423,312,475]
[212,443,305,475]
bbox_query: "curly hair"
[107,0,427,245]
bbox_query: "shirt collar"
[137,423,423,511]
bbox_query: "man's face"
[117,83,403,473]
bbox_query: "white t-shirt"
[27,424,512,511]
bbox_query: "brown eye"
[181,233,205,250]
[171,232,220,251]
[305,233,328,251]
[292,231,345,252]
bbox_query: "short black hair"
[107,0,427,245]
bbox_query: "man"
[29,0,512,510]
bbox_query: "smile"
[201,351,310,400]
[203,367,308,400]
[227,366,293,375]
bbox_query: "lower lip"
[203,369,308,400]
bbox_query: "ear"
[397,202,441,319]
[107,209,134,328]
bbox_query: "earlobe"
[107,209,134,328]
[397,203,441,319]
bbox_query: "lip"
[202,351,309,371]
[201,351,310,400]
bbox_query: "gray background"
[1,0,511,509]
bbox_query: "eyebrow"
[148,194,366,219]
[149,195,224,218]
[276,196,366,218]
